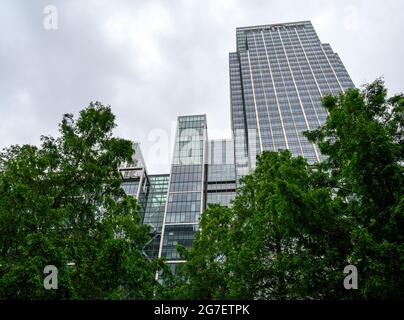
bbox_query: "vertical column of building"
[142,174,170,260]
[239,47,262,170]
[205,139,237,207]
[158,115,207,274]
[229,52,250,182]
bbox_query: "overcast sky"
[0,0,402,173]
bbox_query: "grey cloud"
[0,0,402,173]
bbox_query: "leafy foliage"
[163,79,404,300]
[0,102,158,299]
[305,79,404,299]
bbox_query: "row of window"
[207,164,236,182]
[169,181,202,193]
[166,211,200,224]
[207,192,236,207]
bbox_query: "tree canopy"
[162,79,404,300]
[1,80,402,300]
[0,102,158,299]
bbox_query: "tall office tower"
[229,21,354,180]
[120,21,355,275]
[158,115,208,274]
[206,139,237,207]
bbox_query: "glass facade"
[142,174,169,259]
[230,21,354,180]
[119,143,149,218]
[119,21,355,277]
[206,139,236,207]
[158,115,208,268]
[119,145,169,260]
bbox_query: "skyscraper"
[156,119,237,273]
[158,115,208,273]
[230,21,354,179]
[121,21,355,275]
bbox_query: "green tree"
[170,79,403,300]
[171,151,351,300]
[305,79,404,299]
[228,151,354,299]
[0,102,158,299]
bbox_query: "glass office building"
[230,21,354,179]
[142,174,169,260]
[120,21,354,275]
[158,115,208,272]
